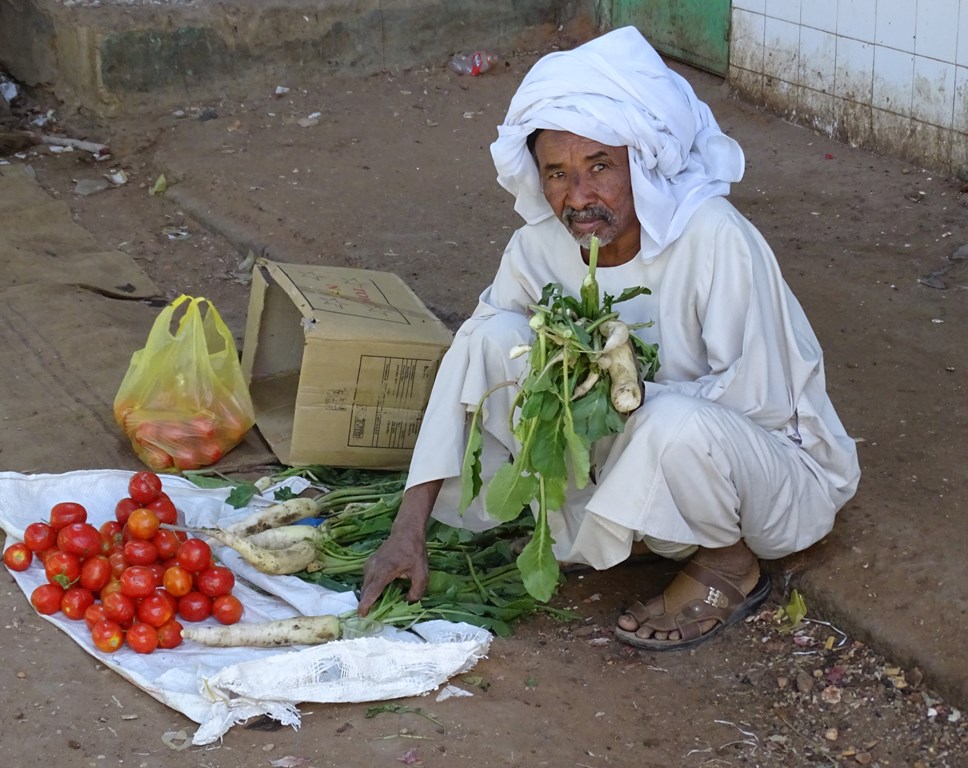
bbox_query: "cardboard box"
[241,259,453,468]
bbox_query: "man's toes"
[617,612,640,631]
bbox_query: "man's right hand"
[356,479,442,617]
[357,530,429,616]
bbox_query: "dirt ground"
[2,26,968,768]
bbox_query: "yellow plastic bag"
[114,295,255,472]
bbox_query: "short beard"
[562,205,616,248]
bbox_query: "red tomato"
[44,550,81,586]
[156,618,184,649]
[123,539,158,567]
[212,594,244,625]
[4,542,33,571]
[157,589,179,616]
[37,546,58,565]
[196,566,236,598]
[137,592,175,628]
[99,520,123,551]
[147,562,166,586]
[49,502,87,530]
[163,565,193,597]
[126,622,159,654]
[79,555,112,593]
[91,619,124,653]
[151,529,180,560]
[114,497,141,526]
[61,586,96,620]
[171,450,203,472]
[106,541,125,557]
[84,602,108,630]
[177,591,212,622]
[188,414,217,439]
[23,522,57,552]
[101,591,136,627]
[99,577,123,599]
[195,441,224,466]
[128,471,163,506]
[137,442,174,471]
[108,550,128,578]
[146,494,179,525]
[176,539,212,573]
[126,508,161,541]
[31,583,65,614]
[56,522,103,559]
[119,565,156,599]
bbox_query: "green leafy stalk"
[457,235,661,602]
[580,237,601,318]
[516,476,558,602]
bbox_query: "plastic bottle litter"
[448,51,500,76]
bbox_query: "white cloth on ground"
[489,26,746,262]
[406,198,861,569]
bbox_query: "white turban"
[490,26,745,261]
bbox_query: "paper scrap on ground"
[0,470,491,744]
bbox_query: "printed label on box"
[346,354,439,448]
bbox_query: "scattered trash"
[30,109,55,127]
[73,178,111,196]
[435,684,473,701]
[162,225,191,241]
[48,144,74,154]
[230,250,257,284]
[460,674,489,691]
[396,747,423,766]
[269,758,311,768]
[297,112,321,128]
[0,78,17,103]
[274,85,291,96]
[149,174,168,196]
[774,589,807,632]
[160,729,192,751]
[103,168,128,186]
[448,51,500,76]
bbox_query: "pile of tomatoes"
[3,470,245,654]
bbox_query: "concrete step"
[0,0,591,120]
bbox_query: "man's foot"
[614,543,770,651]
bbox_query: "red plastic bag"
[114,295,255,471]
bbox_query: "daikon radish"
[182,615,341,647]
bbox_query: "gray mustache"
[564,205,613,224]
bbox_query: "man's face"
[533,131,638,250]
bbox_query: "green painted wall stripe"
[609,0,731,76]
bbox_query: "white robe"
[406,197,861,569]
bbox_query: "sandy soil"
[2,27,968,768]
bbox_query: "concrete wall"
[729,0,968,177]
[0,0,594,120]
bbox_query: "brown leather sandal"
[614,560,771,651]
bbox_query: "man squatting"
[358,27,861,650]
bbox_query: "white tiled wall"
[730,0,968,174]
